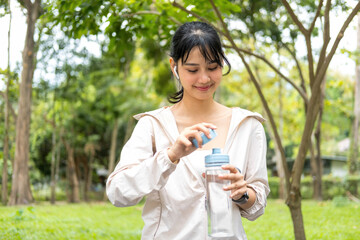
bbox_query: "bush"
[267,175,360,199]
[268,177,279,199]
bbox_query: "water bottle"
[205,148,234,238]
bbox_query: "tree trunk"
[83,152,93,202]
[50,130,57,204]
[288,195,306,240]
[309,138,317,194]
[2,0,12,206]
[277,64,286,200]
[313,77,325,200]
[64,141,80,203]
[9,0,41,206]
[55,137,61,199]
[104,118,119,201]
[50,90,58,204]
[286,77,324,239]
[86,153,94,202]
[313,124,323,201]
[253,57,286,199]
[310,76,325,201]
[349,12,360,175]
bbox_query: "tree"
[1,0,11,205]
[349,12,360,176]
[9,0,42,205]
[347,13,360,197]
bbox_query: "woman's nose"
[199,72,210,83]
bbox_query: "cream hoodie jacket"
[106,107,270,240]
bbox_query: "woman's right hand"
[167,122,217,163]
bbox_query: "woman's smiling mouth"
[194,84,214,91]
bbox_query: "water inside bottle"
[206,174,234,238]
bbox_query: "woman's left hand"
[219,164,247,200]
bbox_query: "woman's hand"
[167,122,216,163]
[219,165,247,200]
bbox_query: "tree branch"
[281,42,307,96]
[316,0,331,77]
[223,44,308,103]
[171,1,225,36]
[306,35,315,87]
[281,0,308,35]
[122,10,160,17]
[22,0,31,9]
[0,90,17,122]
[208,0,291,185]
[122,10,182,26]
[43,113,56,128]
[316,1,360,86]
[309,0,324,33]
[281,0,314,86]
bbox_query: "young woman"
[106,21,269,240]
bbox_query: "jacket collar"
[133,106,265,150]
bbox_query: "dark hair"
[168,21,231,104]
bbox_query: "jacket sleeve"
[106,116,177,207]
[240,119,270,221]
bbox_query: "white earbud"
[174,66,180,80]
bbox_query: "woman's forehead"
[182,46,217,64]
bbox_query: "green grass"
[0,202,144,240]
[0,199,359,239]
[243,199,360,240]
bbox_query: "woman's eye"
[188,69,198,73]
[208,66,218,71]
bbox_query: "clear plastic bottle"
[205,148,234,238]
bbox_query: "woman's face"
[172,47,223,102]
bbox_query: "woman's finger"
[221,164,239,174]
[223,180,247,191]
[230,188,247,199]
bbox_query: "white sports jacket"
[106,107,270,240]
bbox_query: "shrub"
[267,175,360,199]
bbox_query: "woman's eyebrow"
[184,61,217,66]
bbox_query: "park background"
[0,0,360,239]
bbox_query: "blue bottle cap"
[205,148,229,167]
[192,128,217,148]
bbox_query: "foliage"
[0,0,9,17]
[322,71,353,142]
[268,175,360,200]
[28,26,166,190]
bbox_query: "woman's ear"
[169,57,176,70]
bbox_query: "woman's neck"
[171,96,224,123]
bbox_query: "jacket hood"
[133,107,265,147]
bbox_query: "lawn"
[243,198,360,240]
[0,199,359,240]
